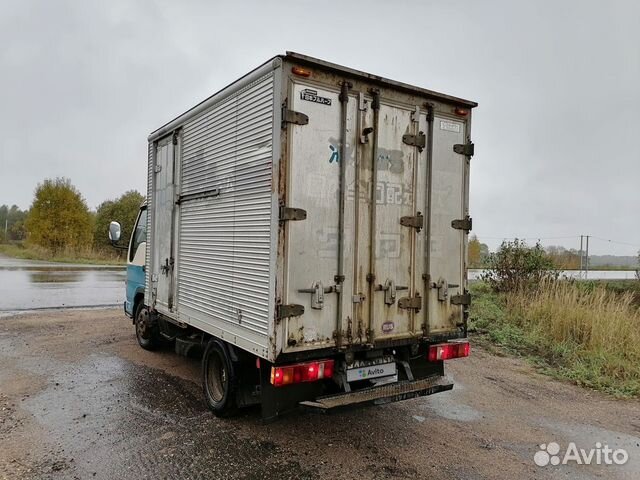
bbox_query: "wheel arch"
[132,291,145,324]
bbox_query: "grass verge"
[469,280,640,397]
[0,243,124,265]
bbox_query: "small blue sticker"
[329,144,340,163]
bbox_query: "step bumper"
[300,375,453,411]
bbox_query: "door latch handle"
[160,257,174,276]
[375,279,409,305]
[298,282,341,309]
[430,278,448,301]
[160,258,170,276]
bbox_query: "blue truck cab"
[124,204,147,318]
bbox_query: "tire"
[134,303,161,351]
[202,339,239,417]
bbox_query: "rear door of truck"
[281,64,469,353]
[428,116,471,334]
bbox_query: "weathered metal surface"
[299,375,453,410]
[450,292,471,306]
[279,206,307,222]
[400,213,424,231]
[151,136,176,315]
[144,54,475,362]
[451,215,472,232]
[176,72,276,358]
[144,142,153,306]
[281,108,309,127]
[283,81,356,349]
[277,304,304,319]
[428,116,468,334]
[401,132,426,150]
[453,142,475,156]
[398,295,422,311]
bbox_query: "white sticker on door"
[440,121,461,133]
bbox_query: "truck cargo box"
[145,52,476,365]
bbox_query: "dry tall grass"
[504,279,640,395]
[508,280,640,354]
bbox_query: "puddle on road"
[416,374,484,423]
[0,268,125,311]
[20,353,316,479]
[420,392,484,422]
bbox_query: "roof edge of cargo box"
[148,52,478,142]
[284,51,478,109]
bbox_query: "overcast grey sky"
[1,0,638,255]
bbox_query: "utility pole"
[579,235,584,278]
[585,235,590,279]
[3,219,7,242]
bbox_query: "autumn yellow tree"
[468,235,482,267]
[25,178,93,254]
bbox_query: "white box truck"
[111,52,477,419]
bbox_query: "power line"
[473,235,579,241]
[590,236,640,248]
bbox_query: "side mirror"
[109,221,121,243]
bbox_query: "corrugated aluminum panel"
[177,72,275,350]
[144,142,153,302]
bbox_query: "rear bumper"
[299,375,453,411]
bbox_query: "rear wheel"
[202,339,238,417]
[134,303,161,351]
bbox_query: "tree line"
[469,237,607,270]
[1,177,143,257]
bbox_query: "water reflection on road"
[0,255,125,312]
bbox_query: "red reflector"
[428,341,470,361]
[270,359,334,387]
[292,66,311,77]
[454,107,469,116]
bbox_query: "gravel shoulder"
[1,309,639,480]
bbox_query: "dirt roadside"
[1,309,638,480]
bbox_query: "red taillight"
[270,359,334,387]
[454,107,469,116]
[428,341,470,361]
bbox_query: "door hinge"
[282,107,309,128]
[279,206,307,222]
[453,142,474,156]
[451,293,471,306]
[398,295,422,311]
[451,215,472,232]
[400,212,424,232]
[277,304,304,319]
[402,132,426,151]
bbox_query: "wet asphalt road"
[1,309,639,480]
[0,255,125,313]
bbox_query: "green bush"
[481,239,557,292]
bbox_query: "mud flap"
[299,375,453,411]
